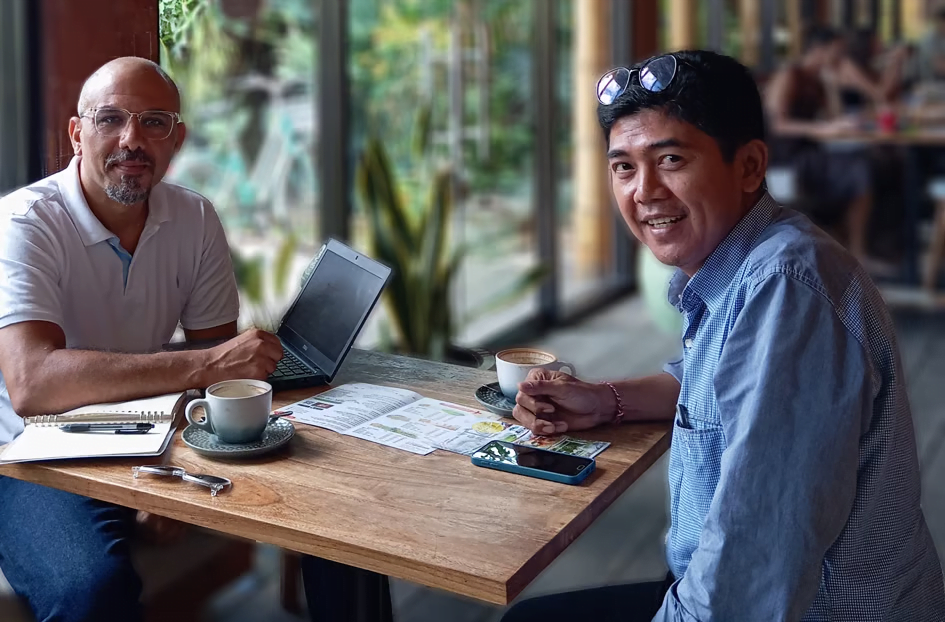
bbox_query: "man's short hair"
[596,50,765,162]
[935,6,945,22]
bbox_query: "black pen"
[60,423,154,434]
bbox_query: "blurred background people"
[765,26,874,260]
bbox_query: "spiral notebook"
[0,392,187,464]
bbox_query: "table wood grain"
[0,349,671,605]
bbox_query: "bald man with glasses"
[0,57,392,622]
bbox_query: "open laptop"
[266,238,391,392]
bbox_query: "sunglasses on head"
[596,54,682,105]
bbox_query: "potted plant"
[355,129,544,368]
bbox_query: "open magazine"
[276,383,610,458]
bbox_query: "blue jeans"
[0,476,142,622]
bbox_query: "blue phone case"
[471,450,595,485]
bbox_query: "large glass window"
[160,0,319,328]
[349,0,539,354]
[0,0,31,195]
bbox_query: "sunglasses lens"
[640,56,677,93]
[597,67,632,105]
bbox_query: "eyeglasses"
[132,465,232,496]
[82,107,182,140]
[596,55,680,105]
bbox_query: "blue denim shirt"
[653,193,945,621]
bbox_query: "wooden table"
[0,349,671,605]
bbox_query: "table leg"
[299,555,394,622]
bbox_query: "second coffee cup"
[185,379,273,444]
[495,348,576,399]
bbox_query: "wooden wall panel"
[633,0,660,60]
[38,0,158,175]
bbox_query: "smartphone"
[470,440,595,485]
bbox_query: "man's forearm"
[603,373,680,422]
[14,349,209,418]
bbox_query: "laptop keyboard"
[269,347,314,379]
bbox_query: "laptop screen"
[278,240,390,379]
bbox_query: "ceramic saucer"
[182,418,295,459]
[475,382,516,417]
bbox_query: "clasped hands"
[511,368,618,436]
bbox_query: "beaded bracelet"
[601,381,625,424]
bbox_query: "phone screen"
[472,441,592,476]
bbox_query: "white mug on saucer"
[495,348,576,400]
[185,379,273,444]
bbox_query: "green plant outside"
[356,126,545,360]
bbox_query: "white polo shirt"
[0,157,239,443]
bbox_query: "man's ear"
[173,122,187,156]
[68,117,82,156]
[737,139,768,193]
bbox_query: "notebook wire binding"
[25,411,173,426]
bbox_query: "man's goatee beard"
[105,176,150,206]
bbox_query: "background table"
[817,128,945,284]
[0,349,671,605]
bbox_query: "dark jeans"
[501,573,675,622]
[0,476,143,622]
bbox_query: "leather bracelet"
[601,381,625,424]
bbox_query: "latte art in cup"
[496,350,556,366]
[210,384,269,398]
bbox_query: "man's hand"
[512,368,615,436]
[200,329,283,385]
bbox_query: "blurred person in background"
[843,27,914,108]
[765,26,876,261]
[503,49,944,622]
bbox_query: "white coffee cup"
[495,348,576,399]
[185,379,273,444]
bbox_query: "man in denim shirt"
[503,50,944,621]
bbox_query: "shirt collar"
[667,192,780,312]
[59,157,171,248]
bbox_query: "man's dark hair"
[936,6,945,21]
[596,50,765,162]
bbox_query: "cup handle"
[185,399,213,432]
[551,361,577,377]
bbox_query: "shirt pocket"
[674,405,726,522]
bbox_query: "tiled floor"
[202,296,945,622]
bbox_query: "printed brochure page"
[278,383,610,458]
